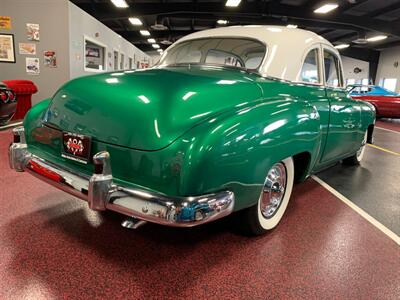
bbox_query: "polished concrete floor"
[317,126,400,235]
[0,122,399,299]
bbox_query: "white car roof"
[175,25,339,82]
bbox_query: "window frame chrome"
[321,46,344,88]
[296,46,323,86]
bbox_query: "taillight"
[0,91,8,103]
[27,160,64,183]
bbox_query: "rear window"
[159,38,266,71]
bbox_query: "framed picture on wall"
[44,50,57,68]
[25,57,40,75]
[0,16,12,30]
[19,43,36,55]
[86,47,100,58]
[26,23,40,41]
[0,33,16,63]
[84,36,106,72]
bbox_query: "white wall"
[0,0,152,105]
[68,2,150,79]
[341,56,370,85]
[376,46,400,93]
[0,0,70,105]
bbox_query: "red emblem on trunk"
[66,138,84,155]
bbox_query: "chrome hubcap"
[260,162,287,219]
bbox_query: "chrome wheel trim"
[259,162,287,219]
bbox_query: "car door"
[295,46,330,166]
[320,47,361,163]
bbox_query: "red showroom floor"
[0,129,399,299]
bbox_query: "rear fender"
[23,98,51,141]
[360,101,376,131]
[178,98,321,210]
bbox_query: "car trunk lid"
[45,65,262,150]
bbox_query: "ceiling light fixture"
[217,20,229,25]
[110,0,129,8]
[147,38,156,43]
[129,18,142,26]
[160,39,173,45]
[157,49,163,52]
[151,23,168,30]
[152,44,160,49]
[286,24,298,28]
[140,30,150,36]
[352,38,368,44]
[334,43,350,49]
[225,0,241,7]
[366,35,388,42]
[314,3,338,14]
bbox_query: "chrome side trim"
[8,135,235,227]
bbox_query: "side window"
[324,50,342,87]
[300,49,320,83]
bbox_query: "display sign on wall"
[84,38,105,71]
[0,33,15,63]
[140,62,149,69]
[26,57,40,75]
[19,43,36,55]
[26,23,40,41]
[0,16,12,29]
[86,46,100,58]
[44,50,57,67]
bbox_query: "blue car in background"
[348,85,398,96]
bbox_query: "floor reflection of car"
[348,84,400,118]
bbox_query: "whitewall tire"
[257,157,294,230]
[240,157,294,235]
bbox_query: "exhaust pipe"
[121,217,148,229]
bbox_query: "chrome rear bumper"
[8,127,234,227]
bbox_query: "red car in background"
[0,82,17,125]
[348,84,400,118]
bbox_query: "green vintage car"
[9,26,375,235]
